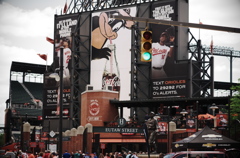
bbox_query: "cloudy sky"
[0,0,240,125]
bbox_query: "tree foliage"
[0,133,4,146]
[229,79,240,140]
[230,79,240,120]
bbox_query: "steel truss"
[202,44,240,83]
[70,12,91,128]
[67,0,239,127]
[65,0,157,14]
[68,0,155,128]
[188,30,214,97]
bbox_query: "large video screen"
[151,1,188,98]
[43,14,78,119]
[90,7,136,100]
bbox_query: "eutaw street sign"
[93,127,143,133]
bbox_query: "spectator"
[199,116,205,128]
[117,153,122,158]
[16,151,23,158]
[74,151,80,158]
[37,152,44,158]
[104,153,109,158]
[93,153,97,158]
[158,153,164,158]
[131,152,138,158]
[43,150,50,158]
[71,152,75,158]
[122,152,127,158]
[63,150,71,158]
[4,149,16,158]
[28,151,35,158]
[51,152,58,158]
[84,152,90,158]
[126,151,132,158]
[109,153,114,158]
[98,153,104,158]
[114,152,118,158]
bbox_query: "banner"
[44,107,70,119]
[151,1,188,98]
[157,121,168,135]
[43,14,78,119]
[216,114,228,130]
[90,7,136,100]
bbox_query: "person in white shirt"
[219,115,228,126]
[151,30,175,79]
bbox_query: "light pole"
[196,101,199,131]
[180,109,188,128]
[180,109,188,117]
[167,106,176,153]
[210,103,218,116]
[49,47,63,155]
[167,106,170,153]
[59,46,63,157]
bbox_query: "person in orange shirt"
[28,151,35,158]
[43,150,50,158]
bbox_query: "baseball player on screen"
[55,37,72,115]
[57,37,71,86]
[151,27,175,79]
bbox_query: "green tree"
[230,79,240,140]
[0,133,4,146]
[230,79,240,120]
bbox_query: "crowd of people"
[3,149,166,158]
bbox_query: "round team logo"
[89,100,100,116]
[63,109,69,115]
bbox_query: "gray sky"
[0,0,240,124]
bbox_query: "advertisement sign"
[100,144,106,149]
[87,99,102,122]
[44,88,71,106]
[151,1,188,98]
[186,118,196,132]
[62,137,71,141]
[216,114,228,130]
[152,78,187,98]
[44,107,70,119]
[39,142,45,149]
[48,144,57,152]
[186,118,195,128]
[41,132,48,141]
[90,7,136,100]
[157,121,168,135]
[29,142,37,148]
[43,14,78,119]
[93,127,143,133]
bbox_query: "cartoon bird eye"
[112,22,123,32]
[109,18,114,24]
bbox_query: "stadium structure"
[2,0,240,154]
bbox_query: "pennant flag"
[63,1,68,13]
[210,36,213,55]
[38,54,47,61]
[46,37,54,44]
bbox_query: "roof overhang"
[110,97,230,108]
